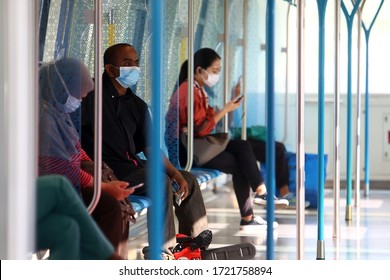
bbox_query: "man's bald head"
[103,43,135,66]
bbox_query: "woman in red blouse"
[166,48,288,230]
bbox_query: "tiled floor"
[126,180,390,260]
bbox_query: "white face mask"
[115,66,141,88]
[203,69,220,87]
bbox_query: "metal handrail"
[296,0,305,260]
[184,0,194,172]
[354,0,366,209]
[333,0,341,242]
[281,4,291,144]
[87,0,102,214]
[341,0,362,222]
[362,0,385,197]
[222,0,230,133]
[265,0,276,260]
[241,0,248,140]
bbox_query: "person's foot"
[281,193,310,209]
[253,193,289,209]
[239,215,278,231]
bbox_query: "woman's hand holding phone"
[233,94,244,103]
[126,182,144,190]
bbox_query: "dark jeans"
[201,139,263,218]
[108,161,208,249]
[247,139,289,191]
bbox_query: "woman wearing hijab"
[38,57,133,257]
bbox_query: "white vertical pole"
[241,0,248,140]
[88,0,103,213]
[354,1,365,208]
[0,0,38,259]
[296,0,306,260]
[185,0,195,171]
[223,0,230,132]
[333,0,341,241]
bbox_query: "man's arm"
[143,147,189,200]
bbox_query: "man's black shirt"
[81,72,151,178]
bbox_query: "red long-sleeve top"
[173,80,216,137]
[38,142,93,187]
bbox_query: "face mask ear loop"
[198,67,208,85]
[53,62,72,98]
[46,64,54,98]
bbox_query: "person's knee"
[276,142,287,153]
[38,215,80,247]
[61,217,80,241]
[178,170,197,191]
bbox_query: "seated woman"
[36,175,122,260]
[166,48,288,231]
[38,57,134,257]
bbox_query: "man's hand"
[170,172,189,201]
[102,181,134,200]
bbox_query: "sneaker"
[282,193,310,209]
[253,193,289,209]
[239,215,279,231]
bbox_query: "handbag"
[180,132,229,166]
[80,160,136,222]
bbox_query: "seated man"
[81,43,208,252]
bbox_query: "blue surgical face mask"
[64,94,82,113]
[115,66,141,88]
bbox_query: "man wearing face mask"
[81,43,208,257]
[165,48,288,231]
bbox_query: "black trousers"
[81,188,125,257]
[247,139,290,191]
[201,139,263,218]
[107,160,208,249]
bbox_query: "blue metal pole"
[362,0,384,197]
[149,0,164,260]
[316,0,327,260]
[266,0,275,260]
[341,0,361,221]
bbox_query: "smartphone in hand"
[233,94,244,103]
[126,182,144,190]
[172,180,183,206]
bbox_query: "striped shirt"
[38,142,92,188]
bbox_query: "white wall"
[278,93,390,182]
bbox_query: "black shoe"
[253,193,289,209]
[239,215,278,231]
